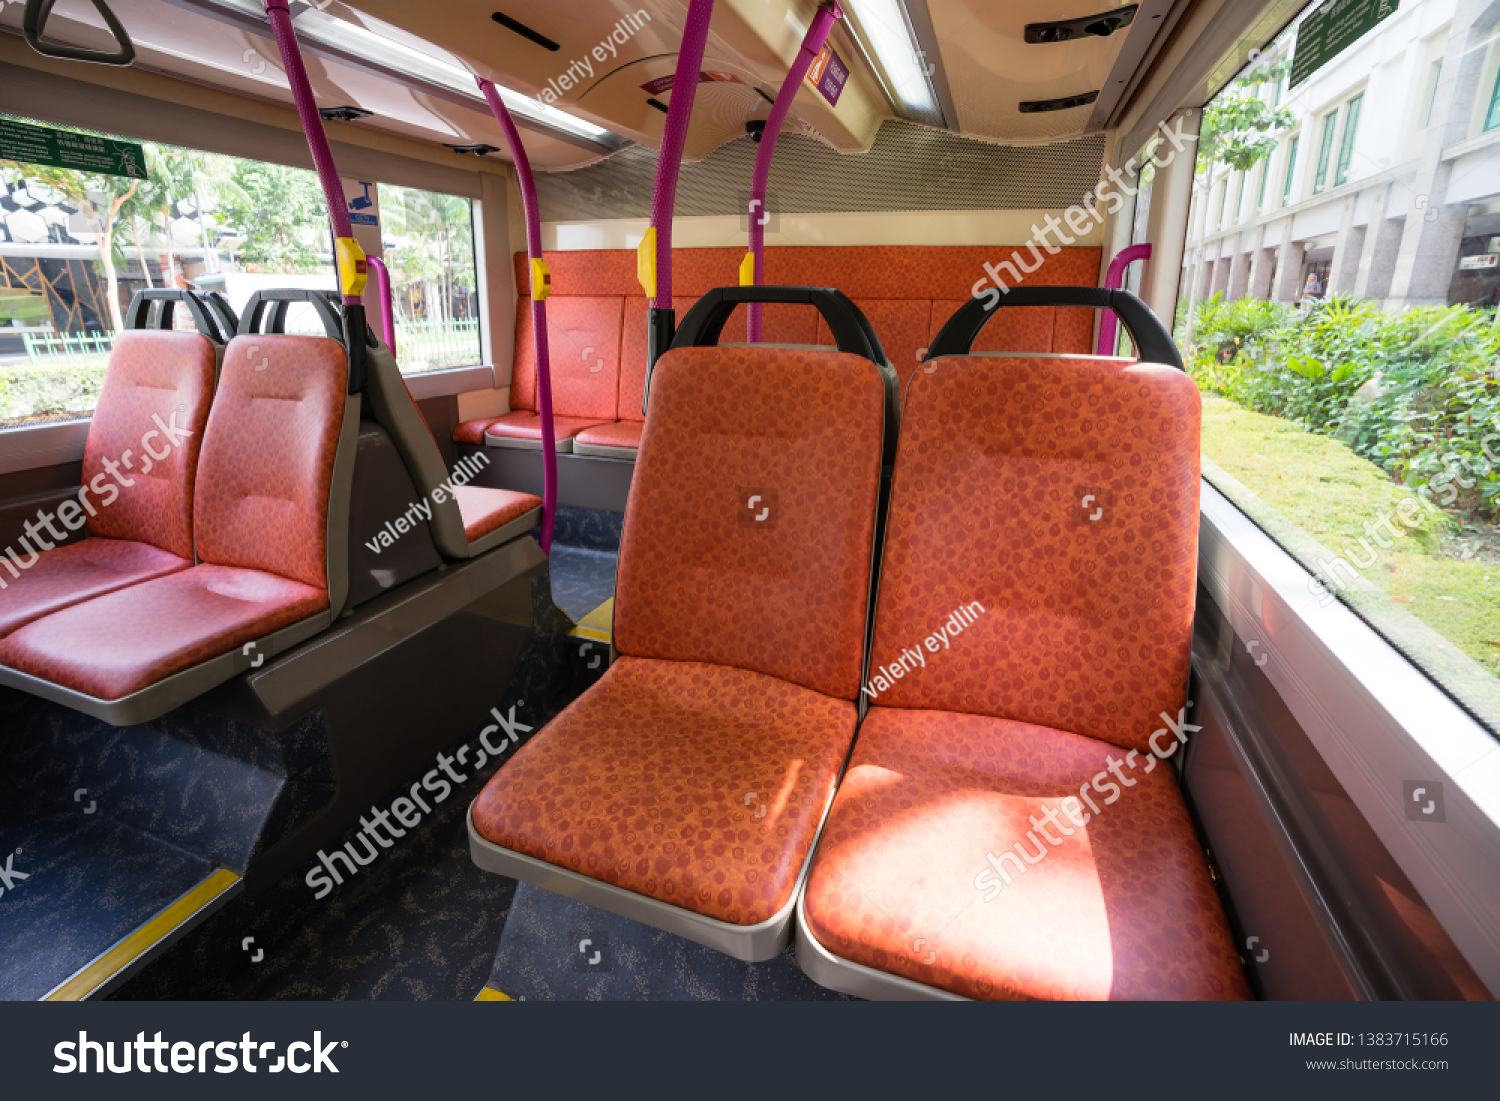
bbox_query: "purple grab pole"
[1098,243,1152,356]
[477,77,556,555]
[747,3,840,342]
[649,0,716,309]
[367,256,397,352]
[262,0,359,306]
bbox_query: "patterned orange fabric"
[518,246,1101,300]
[0,564,328,700]
[194,336,348,590]
[574,420,643,450]
[0,538,190,639]
[815,299,935,387]
[453,485,540,542]
[869,357,1200,750]
[472,655,858,925]
[512,296,624,420]
[83,330,216,560]
[612,346,886,700]
[452,418,501,446]
[618,297,735,422]
[802,707,1251,1000]
[929,301,1054,354]
[483,411,612,442]
[1053,306,1097,355]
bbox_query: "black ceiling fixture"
[646,98,670,114]
[1018,90,1101,113]
[446,143,500,156]
[745,120,767,143]
[492,11,560,51]
[1025,6,1138,44]
[318,105,373,122]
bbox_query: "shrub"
[1182,295,1500,516]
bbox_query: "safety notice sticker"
[0,118,147,179]
[806,45,849,107]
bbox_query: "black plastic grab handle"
[238,288,367,394]
[928,286,1184,370]
[24,0,136,66]
[124,289,228,343]
[673,286,887,365]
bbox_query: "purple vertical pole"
[649,0,717,310]
[747,4,840,342]
[1098,243,1153,356]
[478,77,556,555]
[261,0,358,306]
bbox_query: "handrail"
[639,0,717,370]
[260,0,368,392]
[477,78,558,555]
[1097,242,1153,356]
[367,256,398,352]
[744,3,841,342]
[23,0,136,66]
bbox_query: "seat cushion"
[573,420,642,451]
[482,411,612,448]
[472,655,858,926]
[453,417,502,446]
[0,564,329,700]
[802,706,1250,1001]
[452,485,541,543]
[0,538,191,639]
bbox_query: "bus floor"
[104,509,849,1001]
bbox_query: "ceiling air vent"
[446,143,500,156]
[1025,6,1137,44]
[491,11,560,51]
[318,105,372,122]
[1018,90,1100,113]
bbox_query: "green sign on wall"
[1291,0,1400,87]
[0,118,147,179]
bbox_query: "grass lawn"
[1200,393,1500,678]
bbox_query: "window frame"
[1333,92,1363,187]
[1486,64,1500,132]
[1282,133,1300,206]
[1313,108,1338,193]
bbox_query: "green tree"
[217,160,326,274]
[1198,59,1296,174]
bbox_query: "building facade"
[1182,0,1500,311]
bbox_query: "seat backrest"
[612,344,888,700]
[83,330,217,560]
[511,296,623,420]
[361,339,475,557]
[866,353,1201,751]
[195,334,356,603]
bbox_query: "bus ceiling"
[2,1,1302,169]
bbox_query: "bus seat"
[814,299,932,388]
[362,339,541,556]
[476,296,622,451]
[0,332,358,723]
[797,350,1251,1000]
[469,332,890,961]
[0,327,217,638]
[571,420,643,458]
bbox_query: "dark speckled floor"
[548,546,618,621]
[488,884,853,1001]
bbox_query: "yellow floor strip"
[569,597,613,644]
[475,986,512,1001]
[43,867,241,1001]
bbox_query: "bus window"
[1178,5,1500,735]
